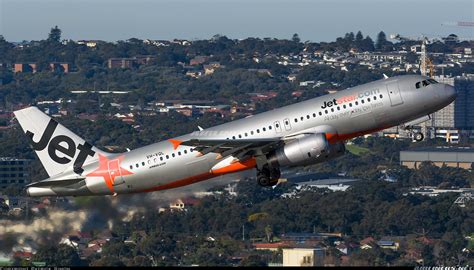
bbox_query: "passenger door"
[386,82,404,106]
[108,159,125,186]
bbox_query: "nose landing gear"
[413,132,424,142]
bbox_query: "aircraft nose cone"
[444,84,456,102]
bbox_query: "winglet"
[383,73,389,79]
[198,126,204,131]
[168,139,182,150]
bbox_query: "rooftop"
[401,146,474,153]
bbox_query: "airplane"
[13,74,456,197]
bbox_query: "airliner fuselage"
[15,75,456,196]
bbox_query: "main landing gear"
[257,165,281,187]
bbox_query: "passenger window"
[130,165,133,170]
[166,155,169,159]
[337,106,340,110]
[331,108,334,112]
[172,153,175,157]
[184,150,187,154]
[319,112,322,116]
[312,113,316,117]
[295,118,298,123]
[142,162,145,166]
[368,98,371,102]
[374,96,377,100]
[285,120,289,125]
[355,101,358,106]
[361,100,365,104]
[178,152,181,155]
[251,130,254,135]
[269,126,272,130]
[263,127,266,131]
[257,129,260,133]
[380,94,383,98]
[349,103,352,107]
[245,133,248,137]
[232,136,236,139]
[238,134,242,138]
[160,157,163,161]
[343,105,346,109]
[325,110,328,114]
[136,164,139,168]
[306,115,310,119]
[300,116,304,121]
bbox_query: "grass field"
[346,144,371,156]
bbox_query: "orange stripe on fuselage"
[140,158,256,193]
[325,126,390,144]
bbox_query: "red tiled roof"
[253,242,287,249]
[14,251,32,258]
[360,237,375,245]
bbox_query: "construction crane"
[390,34,435,77]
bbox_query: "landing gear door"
[386,81,404,106]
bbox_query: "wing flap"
[181,137,282,160]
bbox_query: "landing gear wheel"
[413,132,424,142]
[257,167,281,187]
[257,170,271,187]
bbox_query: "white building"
[283,248,325,266]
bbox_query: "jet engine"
[267,133,345,167]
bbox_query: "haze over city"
[1,0,473,42]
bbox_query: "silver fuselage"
[27,75,457,196]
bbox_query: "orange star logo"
[86,154,133,193]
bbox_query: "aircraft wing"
[181,138,283,160]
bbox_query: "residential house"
[49,62,70,73]
[377,240,400,250]
[14,63,37,73]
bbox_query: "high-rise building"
[454,76,474,129]
[429,75,474,143]
[0,158,32,189]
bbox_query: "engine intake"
[267,133,345,167]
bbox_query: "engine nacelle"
[267,134,345,167]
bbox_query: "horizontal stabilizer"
[26,176,85,188]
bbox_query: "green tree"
[239,255,267,266]
[292,33,301,43]
[32,244,84,266]
[355,31,364,42]
[48,26,62,43]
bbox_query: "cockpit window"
[428,79,438,84]
[415,82,421,89]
